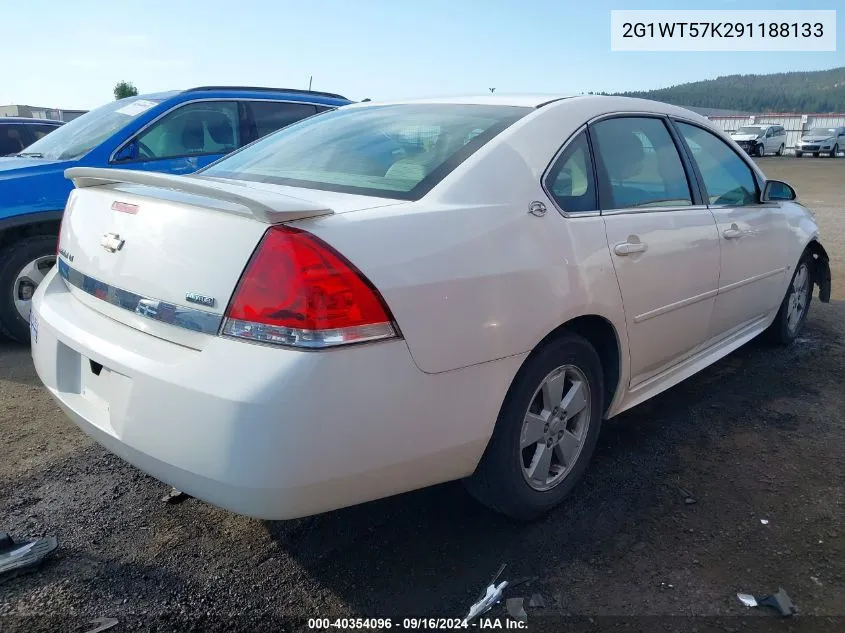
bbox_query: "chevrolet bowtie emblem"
[100,232,125,253]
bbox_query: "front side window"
[676,121,758,207]
[135,101,239,160]
[247,102,319,140]
[21,97,163,160]
[591,117,692,210]
[200,104,530,200]
[0,125,29,155]
[545,131,597,213]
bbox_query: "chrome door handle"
[723,224,742,239]
[614,241,647,256]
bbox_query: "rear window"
[200,104,531,200]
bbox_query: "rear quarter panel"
[300,103,629,377]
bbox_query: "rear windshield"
[199,104,531,200]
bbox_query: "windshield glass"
[807,128,836,136]
[200,103,531,200]
[735,126,763,135]
[21,97,162,160]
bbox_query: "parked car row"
[23,93,831,521]
[0,86,351,341]
[729,124,845,158]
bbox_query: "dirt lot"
[1,158,844,632]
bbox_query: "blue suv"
[0,86,350,342]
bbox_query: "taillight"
[57,192,76,257]
[222,225,399,349]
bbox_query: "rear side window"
[590,117,692,210]
[0,125,28,155]
[247,102,319,140]
[29,124,60,140]
[545,131,597,213]
[675,122,758,207]
[200,104,531,200]
[135,101,239,159]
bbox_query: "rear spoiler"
[64,167,333,224]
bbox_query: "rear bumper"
[31,267,524,519]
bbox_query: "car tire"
[464,332,604,521]
[777,144,784,156]
[795,151,803,158]
[0,236,57,343]
[766,254,813,345]
[755,143,764,157]
[831,144,839,158]
[813,152,819,157]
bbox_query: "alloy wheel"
[519,365,591,492]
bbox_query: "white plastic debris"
[760,519,770,525]
[738,593,758,607]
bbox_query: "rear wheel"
[0,236,57,343]
[766,256,813,345]
[465,332,604,521]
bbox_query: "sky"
[2,0,843,110]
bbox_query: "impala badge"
[100,232,125,253]
[185,292,216,308]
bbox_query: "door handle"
[723,224,742,239]
[614,241,647,256]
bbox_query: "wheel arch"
[0,211,63,253]
[525,314,622,417]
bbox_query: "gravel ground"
[1,158,843,633]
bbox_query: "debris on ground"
[83,618,119,633]
[678,486,696,505]
[737,593,758,607]
[737,588,797,616]
[760,519,770,525]
[465,563,509,622]
[161,488,190,504]
[528,592,546,608]
[0,532,58,579]
[758,588,798,617]
[506,597,527,623]
[810,576,823,586]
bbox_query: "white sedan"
[31,95,832,521]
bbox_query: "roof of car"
[0,117,64,124]
[345,95,574,108]
[132,87,350,105]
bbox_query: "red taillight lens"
[222,226,398,348]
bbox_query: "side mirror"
[763,180,796,202]
[112,140,138,163]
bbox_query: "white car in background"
[31,95,831,521]
[795,126,845,158]
[729,124,786,157]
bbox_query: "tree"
[114,81,139,100]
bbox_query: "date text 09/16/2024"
[307,618,527,630]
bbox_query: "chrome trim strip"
[718,267,788,294]
[633,288,718,324]
[602,204,708,216]
[57,258,223,335]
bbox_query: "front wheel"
[766,256,813,345]
[777,144,785,156]
[465,332,604,521]
[795,151,803,158]
[0,236,57,343]
[831,144,839,158]
[755,143,765,157]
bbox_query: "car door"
[673,120,788,343]
[838,127,845,153]
[111,101,241,174]
[592,115,721,387]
